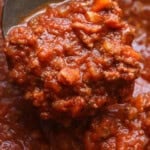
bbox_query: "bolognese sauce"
[4,0,141,123]
[0,0,149,149]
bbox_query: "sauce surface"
[4,0,141,123]
[0,0,149,149]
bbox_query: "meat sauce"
[0,0,149,149]
[4,0,141,122]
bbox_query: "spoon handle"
[2,0,51,36]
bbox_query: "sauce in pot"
[0,0,149,149]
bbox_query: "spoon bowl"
[2,0,63,36]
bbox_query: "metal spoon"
[2,0,63,37]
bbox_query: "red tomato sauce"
[0,0,149,149]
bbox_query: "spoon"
[2,0,63,37]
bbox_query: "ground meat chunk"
[4,0,141,123]
[141,57,150,82]
[57,67,80,85]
